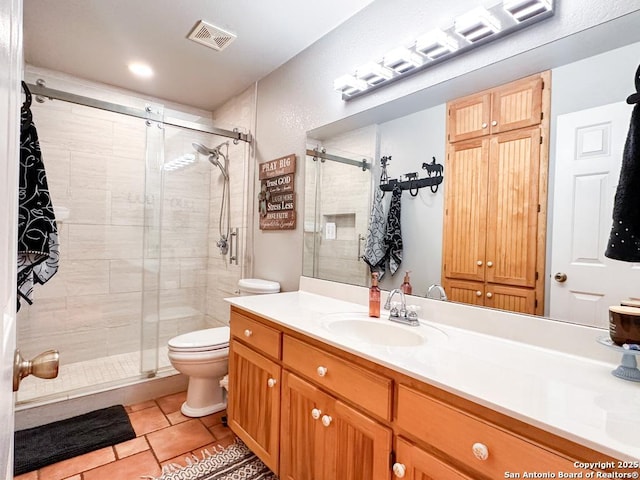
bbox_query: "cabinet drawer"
[397,385,583,478]
[283,335,392,421]
[230,311,281,359]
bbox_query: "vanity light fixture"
[454,7,501,43]
[415,30,459,60]
[503,0,553,22]
[383,47,423,74]
[334,0,555,101]
[333,74,368,97]
[356,62,394,86]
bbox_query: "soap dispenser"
[401,271,412,295]
[369,272,380,318]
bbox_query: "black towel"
[605,103,640,262]
[384,186,403,275]
[17,81,59,310]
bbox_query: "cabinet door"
[228,340,280,473]
[280,371,332,480]
[485,128,541,288]
[443,138,490,282]
[330,400,393,480]
[485,283,536,314]
[490,75,543,134]
[394,437,472,480]
[447,93,491,142]
[443,279,485,306]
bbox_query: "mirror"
[304,12,640,330]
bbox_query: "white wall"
[250,0,640,292]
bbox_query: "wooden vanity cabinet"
[394,437,473,480]
[280,371,392,480]
[228,307,617,480]
[443,72,549,315]
[227,311,282,473]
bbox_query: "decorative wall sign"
[259,154,297,230]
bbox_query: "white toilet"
[167,278,280,417]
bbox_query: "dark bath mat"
[14,404,136,475]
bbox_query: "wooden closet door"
[490,75,543,134]
[485,128,541,288]
[443,138,490,282]
[443,279,485,306]
[485,283,536,314]
[227,341,281,473]
[447,93,492,142]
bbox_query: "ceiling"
[23,0,375,111]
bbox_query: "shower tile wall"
[17,94,214,367]
[17,100,148,365]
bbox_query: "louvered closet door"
[485,128,541,288]
[443,138,490,282]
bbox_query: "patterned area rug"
[146,439,278,480]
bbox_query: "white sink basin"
[322,313,445,347]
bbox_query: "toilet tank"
[238,278,280,295]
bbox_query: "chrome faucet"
[426,284,448,301]
[383,289,419,326]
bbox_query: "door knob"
[554,272,568,283]
[13,349,59,392]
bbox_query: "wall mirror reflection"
[304,14,640,330]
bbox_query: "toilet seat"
[168,327,229,353]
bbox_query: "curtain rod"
[306,148,370,171]
[25,82,252,143]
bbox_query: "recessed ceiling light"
[128,62,154,78]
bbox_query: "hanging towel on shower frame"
[17,81,59,310]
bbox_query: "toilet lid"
[168,327,230,352]
[238,278,281,294]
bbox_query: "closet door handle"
[491,120,498,127]
[486,292,493,299]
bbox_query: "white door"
[0,0,23,478]
[550,102,639,328]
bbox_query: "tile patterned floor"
[14,391,236,480]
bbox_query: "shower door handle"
[357,233,365,260]
[229,228,238,265]
[13,349,59,392]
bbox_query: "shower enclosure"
[15,76,251,406]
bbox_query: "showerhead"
[192,142,216,156]
[193,141,229,179]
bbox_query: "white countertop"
[226,289,640,461]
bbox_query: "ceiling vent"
[187,21,236,51]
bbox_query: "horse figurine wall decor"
[422,157,443,177]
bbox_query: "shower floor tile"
[16,346,172,404]
[14,390,236,480]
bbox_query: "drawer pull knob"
[311,408,322,420]
[267,378,277,388]
[321,414,332,427]
[486,261,493,267]
[244,329,253,337]
[316,366,328,377]
[486,292,493,299]
[491,120,498,126]
[472,442,489,461]
[482,122,488,129]
[476,290,482,297]
[392,463,406,478]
